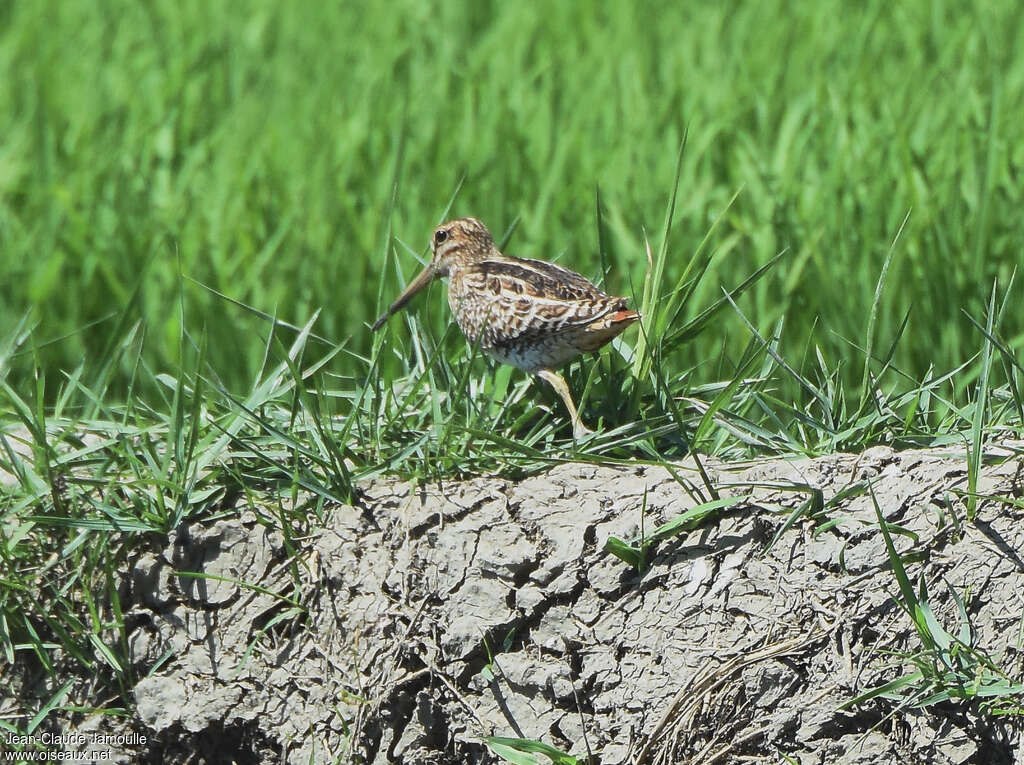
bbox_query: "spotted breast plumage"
[371,217,640,438]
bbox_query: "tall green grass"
[1,0,1021,400]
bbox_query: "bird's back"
[448,255,639,372]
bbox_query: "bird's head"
[371,217,496,331]
[428,217,495,276]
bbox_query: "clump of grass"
[0,309,355,731]
[604,492,747,573]
[486,736,585,765]
[962,273,1019,519]
[840,487,1024,716]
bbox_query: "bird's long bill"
[370,265,435,331]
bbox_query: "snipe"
[371,218,640,439]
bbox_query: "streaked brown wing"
[456,257,630,349]
[478,256,613,301]
[499,256,610,299]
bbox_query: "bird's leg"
[536,369,593,440]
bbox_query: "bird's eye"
[434,230,449,245]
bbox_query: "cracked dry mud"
[10,444,1024,764]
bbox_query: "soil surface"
[5,444,1024,764]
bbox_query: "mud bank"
[7,445,1024,764]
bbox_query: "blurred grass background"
[1,0,1021,396]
